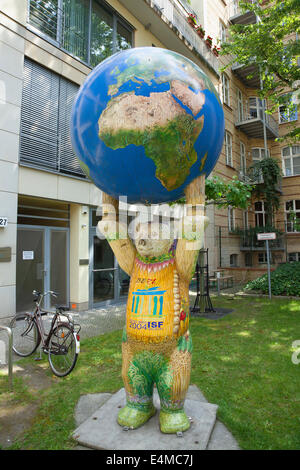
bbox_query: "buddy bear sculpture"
[98,174,208,433]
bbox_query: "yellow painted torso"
[126,257,189,343]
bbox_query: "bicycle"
[10,290,81,377]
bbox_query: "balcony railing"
[239,229,285,251]
[152,0,219,72]
[230,0,258,24]
[118,0,219,75]
[235,111,279,139]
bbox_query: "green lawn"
[0,296,299,450]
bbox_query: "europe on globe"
[71,47,224,204]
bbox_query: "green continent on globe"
[98,80,205,191]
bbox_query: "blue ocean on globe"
[70,47,225,204]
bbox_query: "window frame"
[278,93,298,124]
[225,130,233,167]
[285,199,300,232]
[240,141,246,175]
[228,206,235,232]
[222,73,230,106]
[219,20,227,44]
[255,201,267,227]
[27,0,134,68]
[282,146,300,177]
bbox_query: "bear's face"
[134,222,174,258]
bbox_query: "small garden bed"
[244,262,300,296]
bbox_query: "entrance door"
[16,226,69,312]
[16,227,44,312]
[92,236,116,304]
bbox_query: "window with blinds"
[20,58,86,178]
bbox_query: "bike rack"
[0,325,13,391]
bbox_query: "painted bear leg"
[158,336,192,433]
[117,341,156,429]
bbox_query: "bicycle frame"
[29,291,76,352]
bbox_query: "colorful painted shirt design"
[126,257,189,342]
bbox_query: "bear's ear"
[135,222,140,233]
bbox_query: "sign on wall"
[22,251,34,260]
[0,217,8,227]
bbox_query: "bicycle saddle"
[55,305,69,312]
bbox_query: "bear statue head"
[132,221,174,258]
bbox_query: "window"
[243,209,249,230]
[258,252,268,264]
[225,131,233,166]
[282,146,300,177]
[255,201,269,227]
[222,73,230,106]
[245,252,252,267]
[28,0,133,67]
[219,21,227,43]
[252,148,269,183]
[230,254,238,267]
[232,0,239,16]
[240,142,246,175]
[228,206,235,232]
[285,200,300,232]
[237,88,245,122]
[20,58,84,178]
[249,97,266,120]
[279,94,298,123]
[288,252,300,262]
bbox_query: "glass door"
[16,226,69,312]
[92,236,116,304]
[16,227,45,313]
[49,228,69,308]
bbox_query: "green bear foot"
[159,410,191,434]
[117,405,156,429]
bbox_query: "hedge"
[244,262,300,296]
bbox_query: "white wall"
[0,22,24,318]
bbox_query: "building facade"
[0,0,298,318]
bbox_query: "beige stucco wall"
[69,204,90,310]
[0,19,25,318]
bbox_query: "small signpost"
[257,233,276,299]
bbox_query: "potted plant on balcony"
[196,25,205,38]
[187,13,197,28]
[205,36,213,48]
[212,45,220,56]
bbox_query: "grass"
[0,296,299,450]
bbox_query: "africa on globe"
[71,47,224,204]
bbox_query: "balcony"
[239,229,285,251]
[232,62,260,88]
[118,0,220,76]
[235,111,279,139]
[229,1,258,25]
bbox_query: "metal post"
[0,326,13,391]
[266,239,272,299]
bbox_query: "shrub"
[244,262,300,296]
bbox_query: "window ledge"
[223,102,233,112]
[283,174,300,178]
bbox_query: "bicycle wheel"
[10,314,41,357]
[48,323,78,377]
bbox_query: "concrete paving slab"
[75,393,112,427]
[207,421,240,450]
[73,388,218,450]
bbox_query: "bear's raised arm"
[98,192,136,277]
[175,174,209,283]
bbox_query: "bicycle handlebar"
[32,290,59,299]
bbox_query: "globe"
[70,47,225,204]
